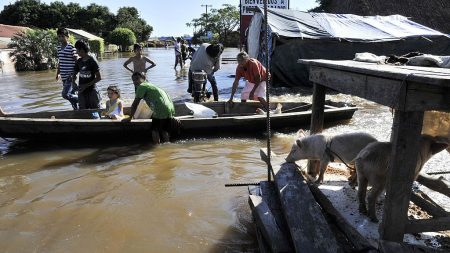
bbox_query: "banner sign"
[241,0,289,16]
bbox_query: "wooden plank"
[417,173,450,198]
[310,83,326,134]
[379,240,445,253]
[405,217,450,233]
[410,190,449,218]
[260,149,340,253]
[309,66,404,109]
[380,110,424,242]
[259,181,292,245]
[248,195,291,253]
[300,60,450,87]
[308,183,377,251]
[255,225,272,253]
[406,82,450,112]
[308,83,326,177]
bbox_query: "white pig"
[286,130,377,183]
[355,134,448,222]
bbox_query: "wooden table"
[298,59,450,242]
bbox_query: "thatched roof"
[316,0,450,34]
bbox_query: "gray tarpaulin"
[262,9,446,41]
[247,8,450,87]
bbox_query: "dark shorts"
[152,118,171,133]
[79,88,101,109]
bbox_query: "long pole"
[264,0,272,182]
[201,4,212,32]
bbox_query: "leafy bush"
[68,34,76,45]
[108,28,136,51]
[89,39,105,56]
[8,29,58,71]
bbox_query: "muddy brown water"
[0,48,448,252]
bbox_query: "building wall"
[0,37,11,49]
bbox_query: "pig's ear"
[296,129,306,138]
[296,139,302,148]
[431,142,449,155]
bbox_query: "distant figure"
[0,50,4,73]
[123,72,176,144]
[56,28,78,110]
[73,40,102,112]
[188,43,224,101]
[187,46,196,60]
[174,37,183,69]
[228,51,269,111]
[102,85,124,120]
[123,44,156,77]
[181,40,188,65]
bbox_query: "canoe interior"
[5,101,350,119]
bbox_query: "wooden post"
[380,110,424,242]
[308,83,326,177]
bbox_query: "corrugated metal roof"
[66,28,103,40]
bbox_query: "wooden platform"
[249,149,447,253]
[299,59,450,242]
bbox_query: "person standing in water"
[123,72,175,144]
[173,37,183,69]
[56,28,78,110]
[123,44,156,77]
[73,40,102,113]
[188,43,223,101]
[228,51,269,111]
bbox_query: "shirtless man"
[123,44,156,77]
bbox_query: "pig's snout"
[285,152,295,163]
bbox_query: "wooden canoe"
[0,101,357,140]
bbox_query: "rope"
[326,139,354,170]
[264,0,273,182]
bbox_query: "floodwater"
[0,48,449,253]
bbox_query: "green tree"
[0,1,116,38]
[186,4,239,46]
[116,7,153,42]
[77,3,116,38]
[108,28,136,51]
[8,29,58,71]
[89,39,105,56]
[0,1,153,42]
[0,0,42,26]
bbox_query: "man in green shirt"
[123,72,175,143]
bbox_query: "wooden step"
[260,148,340,253]
[249,195,292,253]
[259,181,292,244]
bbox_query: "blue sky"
[1,0,319,36]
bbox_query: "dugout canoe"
[0,101,357,140]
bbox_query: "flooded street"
[0,48,449,252]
